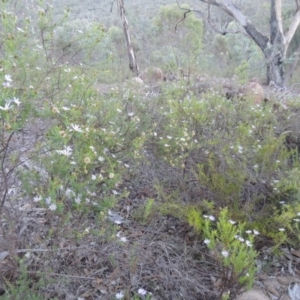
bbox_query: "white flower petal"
[222,250,229,258]
[115,291,124,299]
[208,215,215,221]
[49,203,57,211]
[138,288,147,296]
[120,236,127,242]
[204,238,210,245]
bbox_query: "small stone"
[236,288,269,300]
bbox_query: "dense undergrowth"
[1,2,300,299]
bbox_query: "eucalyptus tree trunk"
[117,0,139,75]
[199,0,300,87]
[265,0,285,86]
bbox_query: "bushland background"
[1,1,300,300]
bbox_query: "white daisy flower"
[33,195,42,202]
[208,215,215,221]
[69,123,83,133]
[0,102,12,111]
[13,97,21,106]
[245,240,252,247]
[222,250,229,258]
[138,288,147,296]
[204,238,210,245]
[115,291,124,299]
[4,74,12,82]
[49,203,57,211]
[45,197,52,205]
[56,146,72,157]
[74,197,81,204]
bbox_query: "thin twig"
[27,271,97,280]
[1,245,89,255]
[174,2,192,32]
[0,132,15,215]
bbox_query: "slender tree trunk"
[265,0,284,86]
[117,0,139,75]
[265,51,284,86]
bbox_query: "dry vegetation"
[1,1,300,300]
[1,75,300,299]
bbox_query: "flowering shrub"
[22,90,146,215]
[188,207,258,296]
[2,1,300,299]
[0,2,147,220]
[149,86,300,245]
[0,78,29,213]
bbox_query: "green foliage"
[133,198,156,224]
[150,83,300,250]
[202,208,258,293]
[153,3,203,70]
[143,198,155,221]
[234,60,250,84]
[0,0,144,259]
[212,35,229,56]
[209,24,264,79]
[187,207,203,232]
[224,22,250,62]
[95,25,131,82]
[2,1,300,298]
[132,293,152,300]
[0,1,146,222]
[22,88,147,216]
[2,263,55,300]
[255,176,300,249]
[54,19,105,63]
[108,26,124,42]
